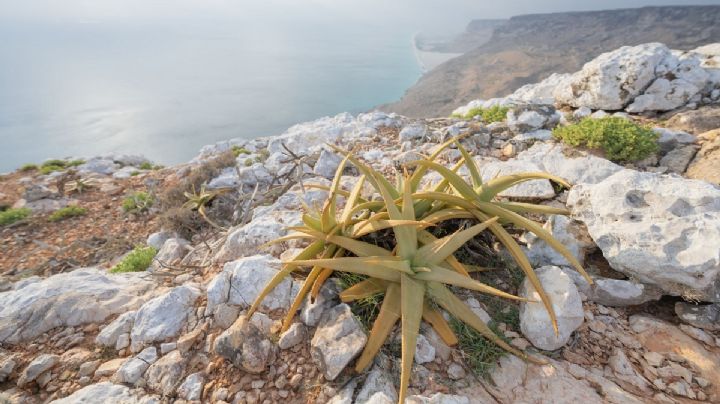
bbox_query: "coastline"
[411,32,463,74]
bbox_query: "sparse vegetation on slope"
[553,117,659,161]
[110,245,157,273]
[48,205,87,222]
[0,207,31,226]
[453,105,509,123]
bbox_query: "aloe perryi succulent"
[246,137,590,403]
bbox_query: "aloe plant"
[246,137,590,403]
[182,184,231,230]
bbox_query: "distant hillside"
[415,19,506,53]
[384,6,720,117]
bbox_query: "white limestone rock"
[554,43,672,110]
[214,315,274,374]
[588,279,663,307]
[77,158,120,175]
[17,354,59,387]
[507,104,560,133]
[146,231,177,250]
[509,73,572,105]
[521,215,594,267]
[96,311,136,348]
[130,284,201,351]
[145,350,187,396]
[414,334,436,364]
[515,142,622,185]
[314,149,343,178]
[355,366,397,404]
[520,266,584,350]
[206,255,297,314]
[113,347,157,385]
[406,393,470,404]
[49,382,150,404]
[178,372,204,401]
[399,123,427,141]
[311,303,367,381]
[0,269,155,344]
[627,53,710,112]
[278,323,306,350]
[567,169,720,301]
[149,238,190,272]
[479,159,555,199]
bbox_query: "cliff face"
[384,6,720,117]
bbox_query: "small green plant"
[110,246,158,273]
[232,145,251,157]
[122,191,154,214]
[553,117,659,161]
[138,162,154,170]
[39,164,65,175]
[182,184,230,230]
[451,318,510,378]
[130,171,141,177]
[453,105,509,123]
[244,158,253,167]
[19,163,38,172]
[48,205,87,222]
[0,208,31,226]
[67,159,85,167]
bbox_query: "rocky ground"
[1,42,720,404]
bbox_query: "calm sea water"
[0,19,422,172]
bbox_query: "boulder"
[665,106,720,134]
[568,169,720,301]
[17,354,59,387]
[206,255,297,314]
[588,279,663,307]
[507,104,560,133]
[555,43,672,110]
[0,269,155,344]
[96,311,136,348]
[146,231,177,250]
[314,149,343,178]
[489,356,604,403]
[214,315,274,373]
[514,142,622,186]
[145,350,186,396]
[76,158,120,175]
[659,145,697,174]
[627,54,709,112]
[23,184,52,202]
[521,215,594,267]
[686,130,720,184]
[355,366,398,403]
[149,238,190,272]
[49,382,149,403]
[509,73,572,105]
[178,372,204,401]
[478,159,555,199]
[674,302,720,331]
[113,347,157,385]
[399,123,427,141]
[130,284,201,351]
[311,303,367,381]
[278,323,306,350]
[520,266,584,350]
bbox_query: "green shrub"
[122,191,154,213]
[19,163,38,172]
[232,145,251,157]
[67,159,85,167]
[110,246,157,273]
[553,117,659,161]
[139,162,154,170]
[244,158,253,167]
[0,208,31,226]
[39,164,65,175]
[453,105,509,123]
[48,206,87,222]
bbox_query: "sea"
[0,18,423,172]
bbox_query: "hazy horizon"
[2,1,720,171]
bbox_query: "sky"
[3,0,720,32]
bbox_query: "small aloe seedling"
[182,184,230,230]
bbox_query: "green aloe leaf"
[399,274,425,403]
[355,282,400,372]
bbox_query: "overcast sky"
[3,1,720,31]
